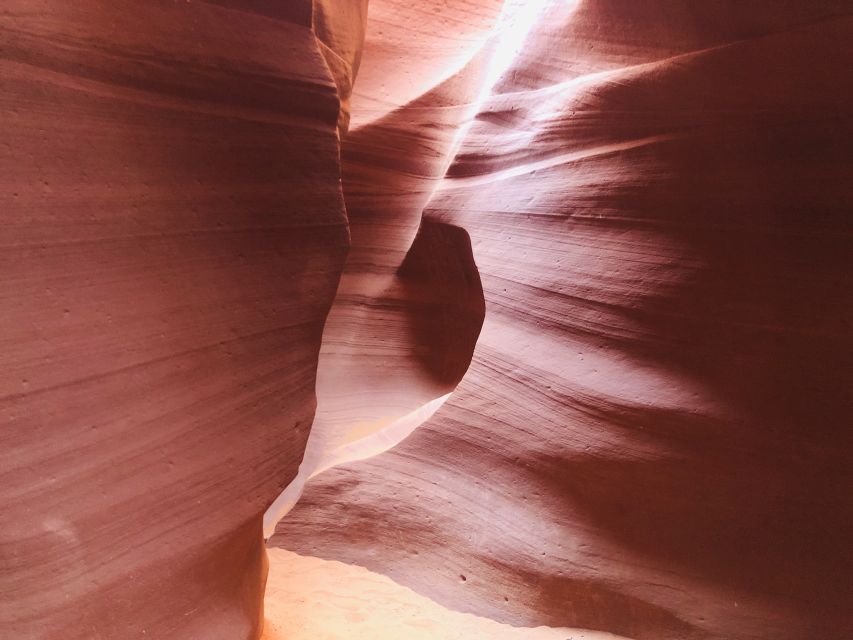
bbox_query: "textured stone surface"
[262,547,627,640]
[263,0,498,532]
[271,2,853,639]
[0,2,360,638]
[4,1,853,639]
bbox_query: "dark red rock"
[271,3,853,640]
[0,2,359,638]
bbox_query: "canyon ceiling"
[2,1,852,639]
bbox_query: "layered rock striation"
[271,2,853,639]
[1,2,362,638]
[3,1,853,639]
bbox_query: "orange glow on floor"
[262,548,631,640]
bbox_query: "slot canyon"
[2,1,852,639]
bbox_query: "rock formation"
[270,2,853,640]
[1,2,362,638]
[3,1,852,639]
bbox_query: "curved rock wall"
[4,2,852,639]
[271,2,853,639]
[0,2,361,638]
[263,0,502,532]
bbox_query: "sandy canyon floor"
[262,548,629,640]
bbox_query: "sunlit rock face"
[263,0,500,532]
[271,2,853,640]
[0,2,362,639]
[4,1,853,639]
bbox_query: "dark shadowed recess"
[398,221,486,385]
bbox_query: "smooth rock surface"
[4,1,853,639]
[0,2,361,638]
[272,2,853,639]
[262,547,628,640]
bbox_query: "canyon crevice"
[2,2,852,639]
